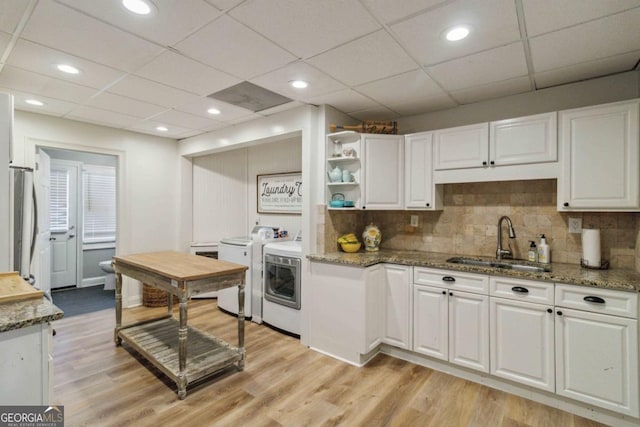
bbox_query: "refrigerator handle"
[30,184,38,264]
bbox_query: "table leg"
[114,272,123,346]
[237,276,245,371]
[177,292,188,399]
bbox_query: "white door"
[49,161,80,288]
[556,308,639,417]
[33,149,51,298]
[433,123,489,170]
[490,298,555,391]
[361,134,403,210]
[490,112,557,166]
[413,284,448,360]
[449,290,489,372]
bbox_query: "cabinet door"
[413,285,448,360]
[490,112,557,166]
[555,308,639,417]
[364,264,384,353]
[405,132,437,209]
[559,99,639,210]
[382,264,412,349]
[449,291,489,372]
[490,298,555,392]
[434,123,489,170]
[361,134,403,209]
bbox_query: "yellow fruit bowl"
[340,242,362,253]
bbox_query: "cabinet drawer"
[490,276,554,305]
[555,284,638,319]
[414,267,488,294]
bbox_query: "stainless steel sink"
[446,257,551,273]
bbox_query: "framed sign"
[257,172,302,214]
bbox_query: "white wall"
[13,111,180,307]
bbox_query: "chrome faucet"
[496,215,516,260]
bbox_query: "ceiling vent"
[207,82,292,112]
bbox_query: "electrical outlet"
[410,215,419,227]
[568,217,582,234]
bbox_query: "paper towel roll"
[582,228,601,267]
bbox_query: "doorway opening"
[42,148,118,314]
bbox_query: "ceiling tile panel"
[428,42,529,91]
[0,0,31,33]
[175,15,296,80]
[107,75,202,108]
[21,0,164,72]
[307,89,380,114]
[348,105,400,121]
[360,0,450,24]
[6,39,126,89]
[203,0,245,11]
[174,96,259,122]
[249,61,346,101]
[355,69,447,105]
[151,109,220,130]
[1,87,80,116]
[307,30,419,86]
[229,0,381,58]
[127,119,197,138]
[56,0,222,46]
[0,30,11,53]
[66,105,140,128]
[523,0,640,37]
[534,51,640,88]
[387,95,457,116]
[529,8,640,72]
[86,92,168,118]
[0,65,97,103]
[134,50,240,96]
[449,76,532,104]
[390,0,521,66]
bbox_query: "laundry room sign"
[257,172,302,214]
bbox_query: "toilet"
[99,260,116,290]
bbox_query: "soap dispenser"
[528,241,538,262]
[538,234,550,263]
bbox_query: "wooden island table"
[113,251,248,399]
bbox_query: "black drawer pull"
[511,286,529,294]
[442,276,456,282]
[584,296,606,304]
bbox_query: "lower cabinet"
[382,264,412,349]
[413,268,490,373]
[555,283,639,417]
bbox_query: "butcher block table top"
[113,251,247,281]
[0,272,43,304]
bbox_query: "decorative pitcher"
[362,223,381,252]
[328,166,342,182]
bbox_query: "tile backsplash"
[320,180,640,271]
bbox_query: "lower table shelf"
[118,318,243,387]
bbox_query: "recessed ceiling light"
[57,64,80,74]
[25,99,45,106]
[207,108,221,115]
[156,126,168,132]
[290,80,309,89]
[445,25,471,41]
[122,0,153,15]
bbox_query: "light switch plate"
[568,217,582,234]
[410,215,419,227]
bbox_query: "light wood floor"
[52,299,607,427]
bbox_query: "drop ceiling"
[0,0,638,140]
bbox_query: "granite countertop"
[307,249,640,293]
[0,297,64,333]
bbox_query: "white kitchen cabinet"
[404,132,442,210]
[412,267,490,373]
[558,99,640,211]
[555,284,639,417]
[434,123,489,170]
[308,261,383,365]
[0,322,53,404]
[361,134,404,210]
[382,264,412,349]
[326,131,362,209]
[490,112,557,166]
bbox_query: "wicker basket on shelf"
[142,284,177,307]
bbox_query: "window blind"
[83,165,116,243]
[49,167,69,232]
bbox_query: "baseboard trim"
[79,277,105,288]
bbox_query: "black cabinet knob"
[362,206,366,210]
[557,310,563,316]
[547,308,552,314]
[490,161,495,165]
[449,292,453,296]
[426,203,430,207]
[563,202,569,207]
[482,161,487,166]
[442,290,446,295]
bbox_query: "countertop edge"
[0,297,64,333]
[307,251,640,293]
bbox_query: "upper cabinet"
[434,113,558,184]
[558,99,640,211]
[361,134,404,210]
[404,132,442,210]
[326,131,362,209]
